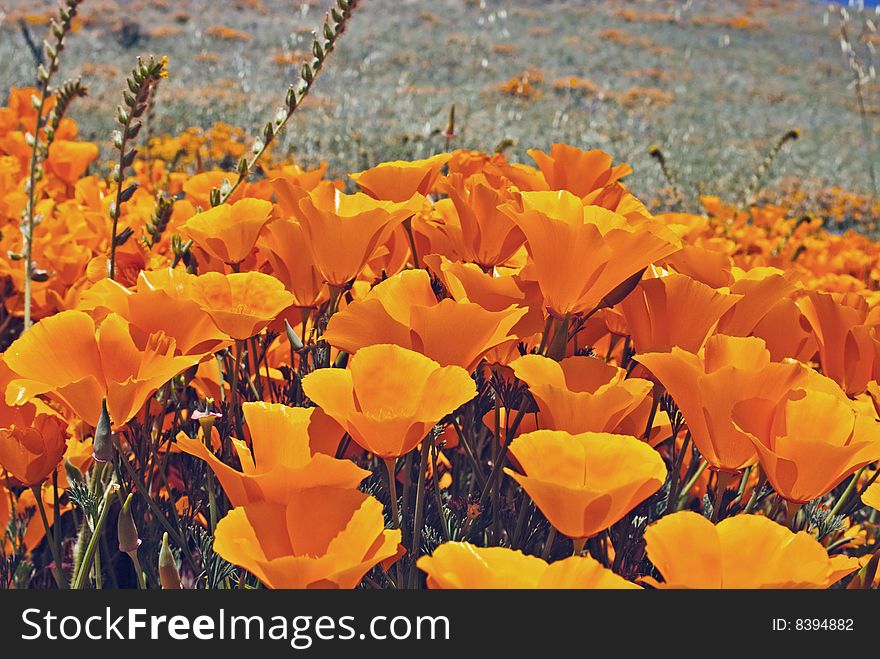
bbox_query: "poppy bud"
[93,399,114,463]
[117,492,141,554]
[158,532,182,590]
[64,459,84,488]
[284,319,304,350]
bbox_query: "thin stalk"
[72,484,120,590]
[32,486,65,588]
[383,458,403,587]
[408,438,432,588]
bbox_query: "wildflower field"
[0,0,879,596]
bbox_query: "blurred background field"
[1,0,879,219]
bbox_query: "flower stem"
[32,485,65,588]
[408,438,432,588]
[72,483,119,589]
[383,458,403,587]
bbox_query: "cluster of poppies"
[1,85,879,590]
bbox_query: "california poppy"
[643,511,858,588]
[637,335,805,472]
[797,290,878,396]
[732,375,880,503]
[180,197,273,266]
[323,270,526,372]
[0,399,68,486]
[301,344,477,459]
[417,542,639,589]
[78,269,230,357]
[435,173,525,269]
[349,153,451,201]
[527,144,632,199]
[257,218,326,310]
[510,354,652,433]
[177,402,366,506]
[189,271,294,341]
[504,430,666,541]
[5,310,200,427]
[499,190,680,317]
[619,271,742,354]
[295,182,422,287]
[213,487,401,589]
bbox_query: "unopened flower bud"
[117,492,141,554]
[284,319,304,350]
[158,532,182,589]
[93,399,114,463]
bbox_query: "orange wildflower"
[4,310,200,427]
[323,270,526,372]
[510,354,652,433]
[637,335,804,472]
[301,344,476,459]
[179,197,273,266]
[504,430,666,541]
[177,402,366,506]
[417,542,639,589]
[499,190,680,316]
[733,375,880,503]
[527,144,632,198]
[189,271,294,340]
[797,290,879,396]
[435,173,525,269]
[295,183,421,286]
[349,153,451,201]
[643,511,858,588]
[619,271,742,354]
[213,487,401,589]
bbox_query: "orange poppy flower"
[499,190,680,316]
[349,153,451,201]
[295,183,422,287]
[619,271,742,354]
[527,144,632,199]
[862,481,880,511]
[426,255,545,344]
[323,270,526,372]
[417,542,639,589]
[189,271,294,341]
[213,487,401,589]
[797,290,879,396]
[177,402,366,506]
[733,377,880,503]
[643,511,858,588]
[301,344,477,459]
[0,399,68,486]
[78,269,230,357]
[179,197,273,266]
[715,267,798,336]
[4,310,201,427]
[504,430,666,540]
[257,218,326,309]
[435,173,525,269]
[637,335,805,472]
[510,354,652,433]
[45,139,99,185]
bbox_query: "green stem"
[129,551,147,590]
[32,486,65,588]
[540,527,557,560]
[383,458,403,587]
[675,459,708,510]
[408,438,432,588]
[72,484,119,589]
[829,468,863,519]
